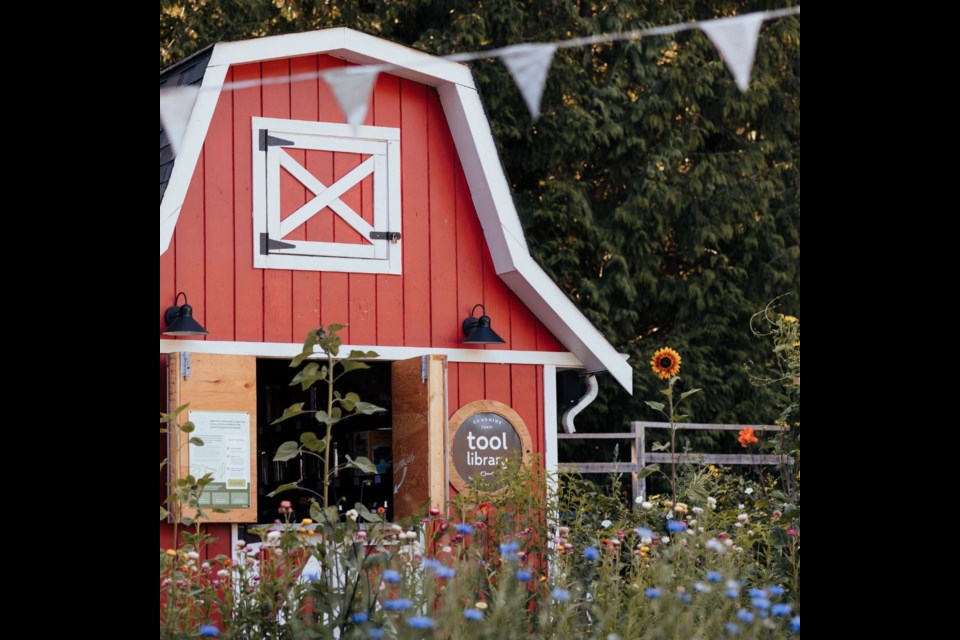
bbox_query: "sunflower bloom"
[651,348,682,379]
[738,427,759,448]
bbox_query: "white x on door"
[252,117,402,274]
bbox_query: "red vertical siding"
[204,70,235,339]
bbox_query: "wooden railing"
[557,421,791,501]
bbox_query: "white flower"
[705,539,724,552]
[661,536,670,544]
[698,527,704,533]
[688,519,697,526]
[635,496,644,505]
[442,546,452,554]
[737,513,749,524]
[724,538,734,547]
[738,504,745,510]
[601,519,613,529]
[707,497,717,509]
[641,501,653,510]
[745,487,754,495]
[641,536,653,546]
[346,509,359,522]
[266,530,282,542]
[235,540,247,549]
[734,522,744,528]
[692,506,704,515]
[187,551,200,560]
[217,569,230,578]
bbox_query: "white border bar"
[160,339,584,367]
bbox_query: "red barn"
[159,28,632,554]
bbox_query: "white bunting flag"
[160,86,201,157]
[700,13,765,93]
[500,43,557,120]
[325,67,380,132]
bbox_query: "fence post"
[630,421,646,504]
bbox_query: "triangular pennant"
[700,13,765,93]
[159,86,200,157]
[324,67,380,132]
[500,43,557,120]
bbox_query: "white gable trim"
[158,28,633,392]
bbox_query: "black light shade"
[163,292,209,336]
[462,304,506,344]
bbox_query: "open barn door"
[167,353,257,523]
[391,355,447,521]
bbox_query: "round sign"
[448,400,532,493]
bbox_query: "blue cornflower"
[645,587,661,598]
[407,616,435,629]
[352,612,369,624]
[382,570,402,584]
[583,546,600,561]
[724,623,740,635]
[748,588,767,598]
[435,565,456,579]
[422,558,443,571]
[751,597,771,610]
[552,587,570,602]
[768,585,785,597]
[464,608,484,621]
[677,593,692,604]
[454,523,474,535]
[384,599,411,611]
[736,610,754,623]
[693,582,711,593]
[303,571,320,583]
[500,541,519,555]
[368,629,384,639]
[516,570,533,582]
[667,520,687,533]
[771,603,792,617]
[791,615,800,633]
[707,571,722,583]
[725,589,739,599]
[199,625,220,637]
[635,527,654,538]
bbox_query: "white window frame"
[252,117,402,274]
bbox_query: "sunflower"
[650,347,682,379]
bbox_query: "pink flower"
[787,528,798,536]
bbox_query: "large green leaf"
[644,401,665,412]
[300,432,326,453]
[354,401,386,415]
[354,502,382,523]
[271,403,308,425]
[159,506,169,521]
[267,482,301,497]
[679,388,702,401]
[339,360,370,374]
[345,455,378,474]
[636,464,660,479]
[274,441,300,461]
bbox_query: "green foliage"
[161,0,800,430]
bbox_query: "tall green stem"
[668,380,677,499]
[323,349,334,508]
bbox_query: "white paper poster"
[188,410,251,507]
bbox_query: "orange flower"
[650,348,682,379]
[738,427,759,448]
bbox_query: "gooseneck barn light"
[461,304,506,345]
[163,292,209,336]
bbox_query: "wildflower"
[661,536,670,543]
[187,550,200,560]
[782,315,798,324]
[641,501,653,509]
[645,587,661,598]
[726,589,739,599]
[791,615,800,633]
[454,523,474,535]
[674,503,689,515]
[516,570,533,582]
[724,539,734,547]
[751,597,771,610]
[744,487,754,495]
[600,519,613,529]
[635,526,654,538]
[651,347,681,379]
[667,520,687,533]
[382,570,402,584]
[707,497,717,509]
[748,588,767,598]
[407,616,434,629]
[663,500,674,508]
[384,599,411,611]
[552,587,570,602]
[464,608,484,621]
[724,623,740,635]
[787,528,798,537]
[694,582,712,593]
[558,526,570,536]
[352,613,369,624]
[771,603,792,616]
[677,593,692,604]
[737,428,759,448]
[772,509,782,521]
[500,541,519,555]
[377,506,386,515]
[736,610,754,623]
[301,518,313,525]
[692,506,704,515]
[474,601,488,610]
[435,566,456,579]
[737,513,749,524]
[234,540,246,549]
[279,500,293,514]
[583,546,600,561]
[356,531,368,541]
[199,625,220,637]
[640,536,653,546]
[429,507,441,516]
[368,629,384,639]
[346,509,359,521]
[266,530,282,542]
[768,585,785,596]
[303,571,320,583]
[706,539,724,552]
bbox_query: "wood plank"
[510,364,538,455]
[262,59,293,342]
[399,79,429,347]
[374,73,405,346]
[203,69,235,340]
[458,362,485,406]
[455,154,484,345]
[392,355,447,520]
[536,320,565,351]
[341,139,377,344]
[427,89,459,348]
[160,224,176,332]
[169,353,258,523]
[481,242,510,351]
[174,149,206,339]
[232,62,264,342]
[290,55,321,341]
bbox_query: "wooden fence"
[557,421,792,501]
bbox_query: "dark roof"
[160,46,214,205]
